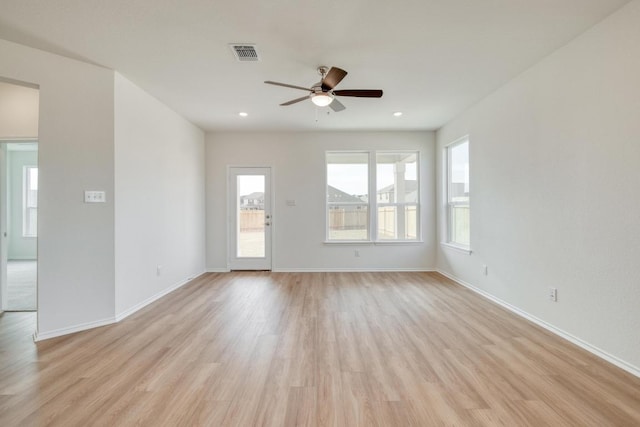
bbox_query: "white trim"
[437,269,640,379]
[33,272,206,341]
[34,316,116,342]
[273,267,436,273]
[323,240,372,245]
[206,267,231,273]
[323,240,425,245]
[440,242,472,254]
[115,271,205,322]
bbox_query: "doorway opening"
[1,142,38,311]
[0,79,39,313]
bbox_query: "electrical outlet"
[354,250,360,257]
[157,265,162,276]
[548,287,557,302]
[483,265,488,275]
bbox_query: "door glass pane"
[237,175,265,257]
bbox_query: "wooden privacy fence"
[329,208,368,230]
[240,206,419,237]
[378,206,418,239]
[239,210,265,231]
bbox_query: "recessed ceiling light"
[393,111,403,117]
[239,112,248,117]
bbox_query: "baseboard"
[206,268,231,273]
[33,271,205,342]
[436,269,640,379]
[115,270,206,322]
[34,316,116,342]
[272,267,437,273]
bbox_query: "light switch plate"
[84,190,106,203]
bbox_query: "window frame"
[445,136,470,251]
[325,150,421,243]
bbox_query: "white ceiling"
[0,0,630,132]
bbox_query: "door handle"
[265,222,271,226]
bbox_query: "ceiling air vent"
[229,44,259,62]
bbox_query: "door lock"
[265,222,271,226]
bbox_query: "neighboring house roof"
[242,191,264,201]
[327,185,365,203]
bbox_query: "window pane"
[405,205,418,240]
[29,168,38,190]
[451,205,470,246]
[237,175,265,257]
[327,152,369,240]
[377,205,397,239]
[327,152,369,202]
[328,204,368,240]
[26,208,37,237]
[24,166,38,237]
[449,142,469,202]
[377,205,419,240]
[376,152,418,203]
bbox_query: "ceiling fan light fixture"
[311,92,334,107]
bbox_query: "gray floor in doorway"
[6,260,37,311]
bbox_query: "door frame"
[227,166,273,271]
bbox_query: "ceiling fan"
[264,66,383,112]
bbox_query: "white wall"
[206,131,436,271]
[7,150,38,259]
[114,73,205,316]
[0,39,116,335]
[436,1,640,373]
[0,81,39,138]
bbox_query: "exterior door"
[228,167,272,270]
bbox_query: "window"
[23,166,38,237]
[326,151,420,242]
[376,152,419,240]
[446,137,469,248]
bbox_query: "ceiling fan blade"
[265,81,312,92]
[280,95,310,106]
[321,67,347,91]
[329,98,346,112]
[333,89,383,98]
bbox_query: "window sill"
[440,242,472,254]
[324,240,424,245]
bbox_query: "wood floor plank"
[1,271,639,426]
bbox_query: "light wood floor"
[1,272,639,426]
[5,260,37,311]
